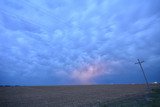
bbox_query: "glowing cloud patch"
[70,61,107,84]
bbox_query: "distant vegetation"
[0,85,20,87]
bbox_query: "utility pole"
[135,59,150,90]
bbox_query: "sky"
[0,0,160,85]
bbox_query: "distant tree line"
[0,85,20,87]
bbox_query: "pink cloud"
[70,60,109,84]
[55,59,122,84]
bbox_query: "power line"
[1,0,110,37]
[0,8,51,32]
[16,0,108,32]
[21,0,74,28]
[0,0,82,32]
[0,8,54,46]
[21,0,107,30]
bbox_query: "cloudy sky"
[0,0,160,85]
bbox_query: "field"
[0,84,159,107]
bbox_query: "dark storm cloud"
[0,0,160,85]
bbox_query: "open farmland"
[0,84,159,107]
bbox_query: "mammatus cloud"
[55,59,122,84]
[0,0,160,85]
[71,60,106,84]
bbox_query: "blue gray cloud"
[0,0,160,85]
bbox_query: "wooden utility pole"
[135,59,150,90]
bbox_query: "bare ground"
[0,84,158,107]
